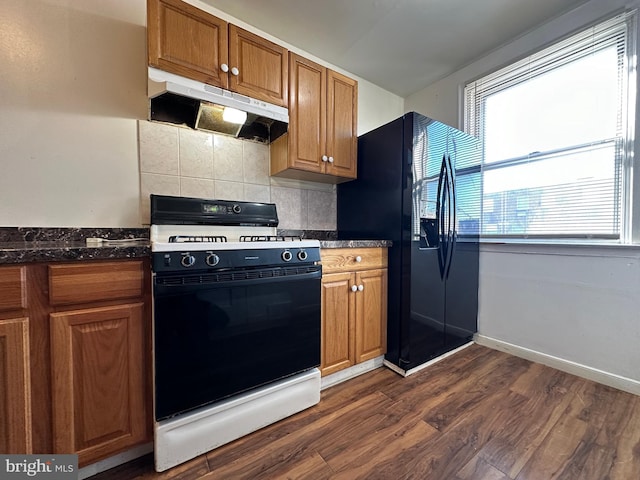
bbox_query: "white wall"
[0,0,148,227]
[0,0,403,228]
[406,0,640,390]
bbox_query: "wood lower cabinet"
[0,317,31,454]
[47,260,150,467]
[0,259,151,467]
[354,268,387,364]
[50,303,147,466]
[270,53,358,184]
[321,272,354,375]
[0,265,31,454]
[320,248,387,376]
[147,0,288,106]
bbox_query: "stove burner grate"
[239,235,303,242]
[169,235,228,243]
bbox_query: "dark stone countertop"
[278,230,391,248]
[0,240,151,264]
[319,240,392,248]
[0,227,150,265]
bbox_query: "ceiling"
[202,0,591,98]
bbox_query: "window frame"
[463,10,637,245]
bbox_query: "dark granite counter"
[0,227,150,265]
[319,240,392,248]
[278,230,391,248]
[0,241,151,264]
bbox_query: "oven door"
[153,265,321,421]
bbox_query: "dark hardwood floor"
[89,344,640,479]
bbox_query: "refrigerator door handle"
[436,155,447,279]
[444,154,456,280]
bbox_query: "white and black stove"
[150,195,321,269]
[150,195,322,472]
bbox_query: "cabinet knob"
[328,156,334,163]
[220,63,229,73]
[321,155,328,162]
[355,256,362,263]
[231,67,240,76]
[358,284,364,291]
[351,285,358,292]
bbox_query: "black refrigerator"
[337,112,482,374]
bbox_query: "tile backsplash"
[138,120,336,230]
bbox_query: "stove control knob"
[282,250,293,262]
[232,204,242,214]
[206,253,220,267]
[181,254,196,267]
[297,250,308,261]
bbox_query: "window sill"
[479,239,640,257]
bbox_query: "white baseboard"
[475,334,640,396]
[321,356,385,389]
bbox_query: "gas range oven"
[150,194,322,472]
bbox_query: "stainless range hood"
[148,67,288,144]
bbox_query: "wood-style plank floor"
[89,344,640,479]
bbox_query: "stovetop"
[151,226,320,251]
[149,195,320,272]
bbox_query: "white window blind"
[464,11,636,241]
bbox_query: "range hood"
[148,67,288,144]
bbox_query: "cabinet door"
[320,272,354,376]
[326,69,358,179]
[287,53,327,174]
[50,303,147,466]
[229,25,288,106]
[355,269,387,363]
[0,317,31,454]
[147,0,229,88]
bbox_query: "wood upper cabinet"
[228,25,288,106]
[147,0,228,88]
[270,53,358,183]
[326,69,358,179]
[147,0,288,106]
[50,303,147,467]
[320,248,387,376]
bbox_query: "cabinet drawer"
[49,261,145,306]
[0,266,27,311]
[320,248,387,274]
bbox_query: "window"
[464,11,636,242]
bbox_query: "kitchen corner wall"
[138,120,336,229]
